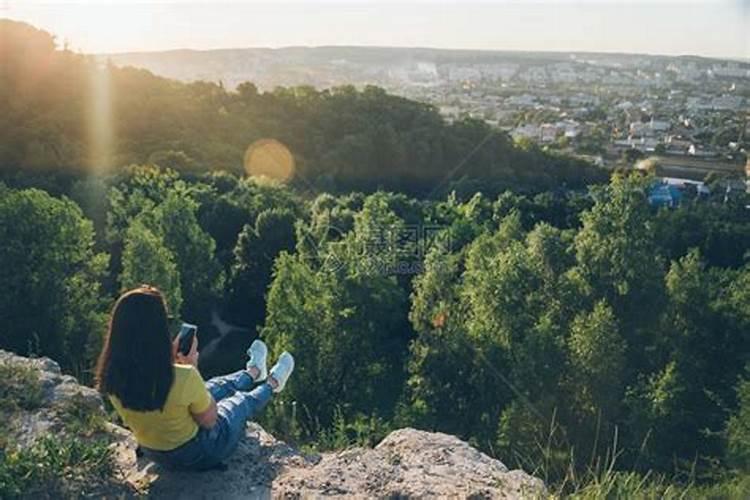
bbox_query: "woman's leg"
[204,370,255,402]
[205,340,268,401]
[199,383,274,464]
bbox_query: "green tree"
[573,174,665,338]
[403,243,484,435]
[625,252,747,471]
[405,215,573,445]
[0,188,108,376]
[227,208,297,326]
[105,164,182,245]
[147,192,223,323]
[119,219,182,315]
[262,251,408,434]
[147,150,199,173]
[262,195,411,435]
[727,377,750,471]
[567,300,626,418]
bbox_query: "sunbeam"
[87,60,113,173]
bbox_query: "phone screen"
[177,323,197,355]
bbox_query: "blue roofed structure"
[648,181,683,207]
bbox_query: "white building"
[629,119,670,137]
[540,124,559,143]
[650,119,671,132]
[555,120,583,138]
[512,124,541,141]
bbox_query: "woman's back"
[110,363,211,451]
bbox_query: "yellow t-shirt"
[109,364,212,451]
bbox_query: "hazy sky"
[3,0,748,59]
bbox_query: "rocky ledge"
[1,350,545,499]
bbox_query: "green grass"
[0,436,115,499]
[262,402,392,454]
[55,392,107,437]
[563,469,750,500]
[568,470,690,499]
[0,360,118,498]
[0,361,44,449]
[512,422,750,499]
[0,361,44,412]
[313,407,391,451]
[686,474,750,500]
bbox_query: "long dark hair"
[96,285,174,411]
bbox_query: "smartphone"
[177,323,198,356]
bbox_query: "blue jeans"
[143,370,273,470]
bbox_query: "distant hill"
[100,45,744,91]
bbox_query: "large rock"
[273,428,546,499]
[1,350,546,499]
[115,424,545,499]
[0,349,105,448]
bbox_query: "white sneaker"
[268,352,294,393]
[246,340,268,382]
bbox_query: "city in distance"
[105,45,749,179]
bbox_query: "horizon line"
[3,17,745,63]
[97,43,747,64]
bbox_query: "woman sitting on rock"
[95,285,294,470]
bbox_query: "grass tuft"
[0,361,44,412]
[0,436,115,499]
[55,392,107,437]
[0,360,118,499]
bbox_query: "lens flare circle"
[243,138,295,182]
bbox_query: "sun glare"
[87,61,113,172]
[243,139,295,183]
[7,2,170,53]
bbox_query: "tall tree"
[119,219,183,316]
[262,195,411,435]
[227,208,297,327]
[0,188,108,375]
[148,192,224,323]
[567,300,626,420]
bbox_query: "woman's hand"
[173,334,199,368]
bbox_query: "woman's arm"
[174,333,219,429]
[191,398,218,429]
